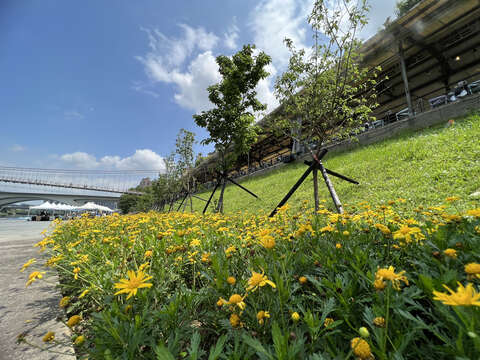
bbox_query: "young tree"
[273,0,380,213]
[162,153,181,212]
[194,44,271,213]
[175,129,197,211]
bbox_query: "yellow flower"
[73,267,80,280]
[226,294,246,310]
[201,252,211,263]
[373,317,385,327]
[374,223,391,235]
[291,312,300,322]
[393,225,424,243]
[324,317,334,327]
[190,239,201,247]
[26,271,45,287]
[375,266,408,290]
[42,331,55,342]
[45,255,63,267]
[443,248,457,258]
[59,296,70,308]
[67,315,82,328]
[351,337,372,359]
[336,243,342,249]
[229,313,241,328]
[144,250,153,258]
[259,235,275,249]
[465,263,480,280]
[299,276,308,284]
[74,335,85,345]
[256,310,270,325]
[277,203,290,214]
[433,282,480,306]
[466,208,480,218]
[20,258,36,272]
[114,270,153,300]
[227,276,236,285]
[320,224,335,233]
[79,289,89,298]
[225,245,236,258]
[246,269,276,292]
[139,262,150,271]
[343,231,350,236]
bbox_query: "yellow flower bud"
[359,327,369,338]
[291,312,300,322]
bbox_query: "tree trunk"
[313,167,319,212]
[318,161,344,214]
[182,194,188,212]
[216,178,227,213]
[188,181,193,212]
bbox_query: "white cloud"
[255,62,279,115]
[136,25,221,112]
[9,144,26,152]
[172,51,222,112]
[249,0,311,69]
[60,150,165,171]
[64,110,84,121]
[246,0,313,114]
[60,152,98,169]
[224,19,239,50]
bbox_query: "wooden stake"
[217,178,227,213]
[203,181,220,214]
[318,161,344,214]
[313,167,319,212]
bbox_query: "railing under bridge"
[0,166,162,194]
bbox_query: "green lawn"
[187,112,480,215]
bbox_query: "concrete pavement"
[0,220,75,360]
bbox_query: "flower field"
[24,200,480,359]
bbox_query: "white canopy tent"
[29,201,113,214]
[30,201,58,211]
[78,202,113,212]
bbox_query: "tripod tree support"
[226,176,259,199]
[202,171,260,215]
[203,180,220,214]
[318,160,344,214]
[177,192,189,212]
[269,149,327,217]
[270,148,358,217]
[192,194,207,202]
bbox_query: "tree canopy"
[395,0,423,17]
[273,0,379,155]
[194,44,271,171]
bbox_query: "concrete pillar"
[398,40,414,118]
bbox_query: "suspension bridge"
[0,166,162,207]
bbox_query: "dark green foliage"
[118,193,139,214]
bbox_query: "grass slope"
[189,113,480,214]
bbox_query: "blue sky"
[1,0,396,171]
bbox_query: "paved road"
[0,220,75,360]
